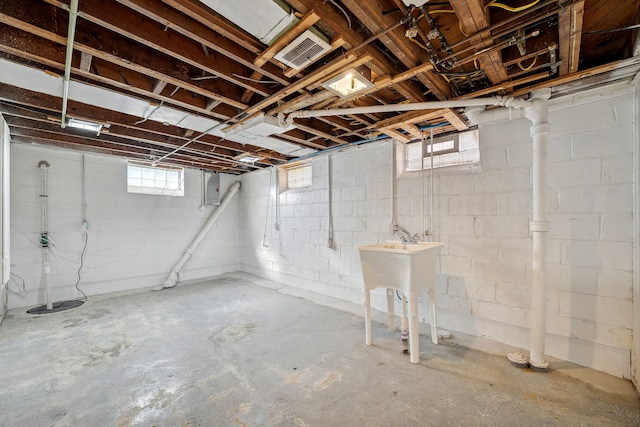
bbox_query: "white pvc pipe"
[524,89,552,370]
[156,181,241,290]
[39,161,52,310]
[429,129,434,240]
[420,133,424,240]
[465,105,525,125]
[465,90,552,370]
[60,0,79,128]
[284,95,531,123]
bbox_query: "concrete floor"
[1,274,638,427]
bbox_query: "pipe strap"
[530,221,550,232]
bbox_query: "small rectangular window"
[286,164,312,189]
[405,129,479,171]
[127,162,184,196]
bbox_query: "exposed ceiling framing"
[0,0,639,173]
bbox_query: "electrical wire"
[8,272,27,298]
[74,229,88,301]
[408,37,431,53]
[232,73,279,84]
[134,100,164,125]
[487,0,541,13]
[517,55,538,71]
[328,0,351,28]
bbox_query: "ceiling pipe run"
[60,0,79,128]
[279,95,532,125]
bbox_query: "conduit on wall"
[60,0,79,128]
[286,90,552,370]
[154,181,241,290]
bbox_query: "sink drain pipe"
[154,181,241,290]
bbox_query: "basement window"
[405,129,479,171]
[280,163,312,191]
[127,162,184,196]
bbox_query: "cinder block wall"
[9,144,241,308]
[239,84,635,378]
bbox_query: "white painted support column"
[525,89,552,370]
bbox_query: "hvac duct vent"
[274,30,331,70]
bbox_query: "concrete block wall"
[239,142,395,304]
[239,83,635,378]
[9,144,240,309]
[404,86,634,378]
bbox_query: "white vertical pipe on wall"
[420,133,425,240]
[429,129,434,240]
[524,89,552,370]
[38,161,52,310]
[155,181,241,290]
[466,90,552,370]
[632,74,640,389]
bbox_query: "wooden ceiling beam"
[558,0,585,75]
[449,0,508,85]
[224,53,359,132]
[0,40,237,122]
[5,116,245,168]
[285,0,429,103]
[12,134,240,172]
[66,0,269,98]
[0,9,249,110]
[0,83,287,162]
[115,0,288,85]
[288,123,349,146]
[274,133,329,150]
[160,0,265,55]
[340,0,452,100]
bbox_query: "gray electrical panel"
[205,173,220,206]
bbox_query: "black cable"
[74,231,88,301]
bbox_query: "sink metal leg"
[386,288,395,331]
[428,288,438,345]
[365,289,372,345]
[408,292,419,363]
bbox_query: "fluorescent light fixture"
[67,118,103,135]
[321,68,374,98]
[236,153,262,164]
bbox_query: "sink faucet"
[393,224,419,244]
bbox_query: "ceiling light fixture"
[67,118,103,135]
[236,153,262,164]
[321,69,374,98]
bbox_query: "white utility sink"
[357,241,444,363]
